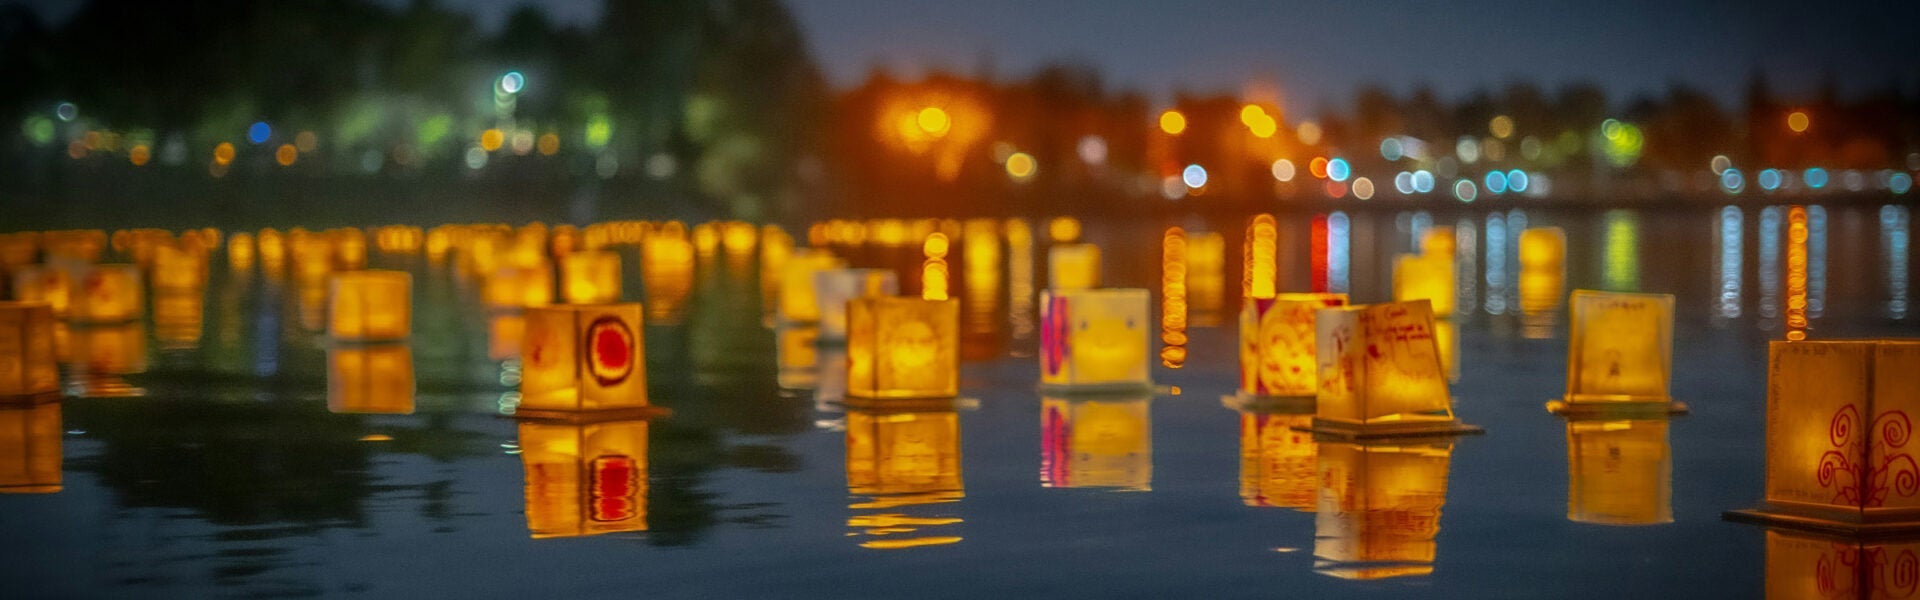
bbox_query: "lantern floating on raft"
[328,270,412,342]
[1238,293,1347,402]
[1311,300,1482,438]
[846,297,958,400]
[1040,288,1152,394]
[518,303,649,416]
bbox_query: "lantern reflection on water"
[641,237,693,323]
[1313,301,1476,436]
[776,326,821,391]
[0,303,58,401]
[814,269,898,341]
[69,322,145,397]
[1048,243,1100,290]
[561,251,622,305]
[846,405,963,549]
[520,419,649,538]
[327,344,415,414]
[1239,293,1348,399]
[0,402,60,493]
[10,266,70,317]
[519,303,647,414]
[1186,232,1226,324]
[778,249,844,325]
[1238,407,1318,510]
[1765,529,1920,598]
[847,297,958,399]
[328,270,412,342]
[1314,439,1454,580]
[1564,290,1674,405]
[1567,418,1672,525]
[152,290,205,350]
[1041,395,1152,491]
[1040,288,1151,393]
[70,264,142,324]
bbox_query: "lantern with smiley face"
[1563,290,1675,406]
[327,343,415,414]
[1040,288,1151,393]
[1047,243,1101,290]
[70,264,142,324]
[328,270,412,342]
[0,302,58,401]
[814,268,898,342]
[1239,293,1348,400]
[519,418,649,538]
[560,250,622,305]
[847,297,958,399]
[519,303,648,413]
[1313,300,1479,437]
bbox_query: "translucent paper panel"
[1315,301,1454,426]
[1764,341,1920,519]
[1041,289,1150,389]
[483,263,554,310]
[847,298,958,399]
[1566,290,1673,402]
[329,270,412,342]
[10,266,71,317]
[0,303,58,397]
[521,303,647,412]
[1240,293,1348,397]
[71,264,143,324]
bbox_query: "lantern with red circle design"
[520,303,647,413]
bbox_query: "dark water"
[2,204,1917,598]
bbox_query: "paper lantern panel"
[1566,290,1674,402]
[778,250,844,325]
[520,419,649,538]
[329,270,412,342]
[1048,243,1101,290]
[1567,418,1672,525]
[1315,301,1455,429]
[1041,395,1152,490]
[9,266,70,317]
[814,268,898,341]
[1041,288,1150,390]
[0,303,57,399]
[149,244,207,291]
[0,403,60,493]
[561,251,622,304]
[1764,341,1920,522]
[521,304,648,412]
[847,297,958,399]
[1314,440,1454,580]
[71,265,143,323]
[488,313,525,361]
[327,344,416,414]
[1240,293,1348,397]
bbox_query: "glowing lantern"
[1314,301,1478,436]
[776,326,820,390]
[640,237,693,322]
[0,403,60,493]
[778,249,844,325]
[1186,232,1226,322]
[1420,227,1455,258]
[327,344,415,414]
[520,419,649,538]
[1764,530,1920,598]
[1041,394,1152,490]
[152,290,204,350]
[1566,417,1671,525]
[1560,290,1675,405]
[1728,341,1920,531]
[1393,253,1455,316]
[1238,407,1318,510]
[0,303,58,400]
[149,244,207,291]
[560,251,622,305]
[1048,243,1101,290]
[0,233,35,270]
[814,269,899,341]
[1039,288,1150,392]
[1314,439,1454,579]
[484,263,554,311]
[487,313,525,361]
[69,323,145,397]
[70,264,142,324]
[1519,227,1566,338]
[1239,293,1348,399]
[519,304,647,413]
[847,297,958,399]
[845,405,963,549]
[9,266,70,317]
[328,270,411,342]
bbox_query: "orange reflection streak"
[1245,214,1278,299]
[922,233,949,301]
[1161,227,1188,368]
[1785,206,1809,341]
[845,407,964,549]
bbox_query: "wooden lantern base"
[0,391,63,406]
[1219,391,1314,414]
[1546,398,1690,418]
[1037,381,1158,398]
[1723,507,1920,538]
[839,395,970,413]
[1296,418,1485,441]
[511,405,672,424]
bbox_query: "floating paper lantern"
[327,344,415,414]
[1765,529,1920,598]
[488,313,525,361]
[778,249,844,325]
[68,323,145,397]
[561,251,622,305]
[815,345,848,408]
[814,269,898,341]
[0,403,60,493]
[519,304,647,413]
[149,244,207,291]
[520,419,649,538]
[1565,290,1674,404]
[845,405,963,549]
[0,303,58,400]
[775,326,820,391]
[1314,439,1454,579]
[847,297,958,399]
[1567,418,1671,525]
[1048,243,1101,290]
[70,264,142,324]
[1040,288,1150,392]
[1041,394,1152,491]
[1239,408,1318,510]
[1240,293,1348,398]
[1393,253,1455,316]
[10,266,70,317]
[328,270,412,342]
[640,237,693,322]
[484,263,554,310]
[0,233,35,270]
[1314,301,1473,435]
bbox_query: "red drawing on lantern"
[1042,295,1070,377]
[1818,405,1920,508]
[1817,543,1920,599]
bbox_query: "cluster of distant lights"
[1710,155,1913,195]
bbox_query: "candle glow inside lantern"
[520,419,648,538]
[1727,341,1920,531]
[1563,290,1674,404]
[328,270,412,342]
[1314,439,1454,580]
[519,303,648,413]
[561,251,622,305]
[1041,395,1152,491]
[1048,243,1101,290]
[1765,529,1920,598]
[484,263,554,311]
[847,297,958,399]
[70,264,143,324]
[1039,288,1151,393]
[814,269,898,341]
[0,403,61,493]
[1393,253,1455,316]
[845,405,963,549]
[0,303,58,400]
[327,344,416,415]
[1567,418,1672,525]
[1239,293,1348,398]
[1313,300,1477,436]
[1240,408,1319,510]
[778,250,845,325]
[10,266,70,317]
[149,244,207,292]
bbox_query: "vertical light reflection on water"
[1785,207,1809,340]
[1885,205,1911,319]
[961,220,1001,356]
[1602,210,1640,292]
[1484,213,1507,315]
[1757,207,1783,326]
[1455,218,1477,317]
[1715,206,1744,320]
[1806,207,1827,320]
[1006,219,1036,355]
[1505,210,1526,312]
[1160,227,1188,369]
[1328,212,1351,294]
[1409,211,1432,252]
[1310,215,1328,293]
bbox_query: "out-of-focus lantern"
[1519,227,1566,338]
[519,303,648,414]
[149,244,207,291]
[487,313,526,361]
[1728,341,1920,532]
[776,326,821,390]
[1041,394,1152,491]
[327,344,415,414]
[1314,439,1454,579]
[1048,243,1101,290]
[520,419,649,538]
[815,345,849,408]
[1186,232,1226,324]
[561,251,622,305]
[814,269,898,341]
[1313,301,1479,437]
[328,270,412,342]
[1239,293,1348,400]
[0,303,58,401]
[1393,253,1455,316]
[70,264,143,324]
[1561,290,1675,407]
[1764,529,1920,598]
[845,405,963,549]
[484,263,554,310]
[847,297,958,399]
[1040,288,1151,393]
[152,290,204,350]
[640,236,693,323]
[1433,318,1459,383]
[0,403,61,493]
[778,249,844,325]
[10,266,70,317]
[1237,405,1318,510]
[1420,227,1455,258]
[68,323,145,397]
[0,233,35,271]
[1566,418,1672,525]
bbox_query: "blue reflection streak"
[1456,217,1477,316]
[1717,206,1743,320]
[1886,205,1911,319]
[1758,207,1781,321]
[1329,211,1351,294]
[1506,209,1527,311]
[1484,213,1507,315]
[1809,206,1827,319]
[1410,211,1432,252]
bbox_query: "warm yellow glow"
[1240,410,1317,509]
[778,249,845,325]
[561,251,622,304]
[1240,293,1347,397]
[1297,121,1323,146]
[151,288,203,350]
[1042,395,1152,490]
[1787,111,1809,133]
[1040,288,1151,390]
[328,270,412,342]
[487,313,525,361]
[845,406,963,548]
[775,325,820,390]
[213,142,235,166]
[1185,232,1225,324]
[537,132,560,156]
[1161,228,1188,368]
[1519,227,1567,338]
[0,303,58,399]
[70,264,143,324]
[1048,243,1100,290]
[1786,206,1809,341]
[327,344,415,414]
[1004,152,1036,180]
[1567,418,1672,525]
[1245,214,1278,299]
[520,419,648,538]
[71,322,147,383]
[0,403,61,493]
[1421,227,1455,259]
[1048,216,1081,242]
[1489,115,1515,139]
[814,268,898,340]
[1316,301,1455,429]
[1763,341,1920,520]
[641,235,693,323]
[275,144,297,166]
[1566,290,1674,402]
[847,297,959,399]
[1765,530,1920,597]
[1007,219,1037,343]
[520,304,647,412]
[1394,253,1456,317]
[9,267,71,317]
[1159,110,1187,135]
[483,263,555,311]
[480,128,505,151]
[916,106,951,138]
[1314,440,1453,579]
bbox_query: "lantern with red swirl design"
[519,303,647,413]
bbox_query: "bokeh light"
[1351,177,1375,200]
[1182,164,1208,189]
[1804,167,1828,189]
[1413,170,1435,193]
[500,71,525,94]
[1484,170,1508,194]
[1326,158,1350,182]
[1710,155,1731,174]
[1380,137,1404,161]
[213,142,235,166]
[1393,171,1414,194]
[276,144,297,166]
[1158,110,1186,135]
[480,128,505,152]
[1270,159,1295,182]
[1077,135,1107,165]
[1005,152,1037,181]
[1489,115,1514,139]
[1758,169,1782,191]
[247,121,271,145]
[1453,179,1477,203]
[1507,170,1529,193]
[1721,168,1745,193]
[1295,121,1322,145]
[1787,110,1809,133]
[917,106,951,138]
